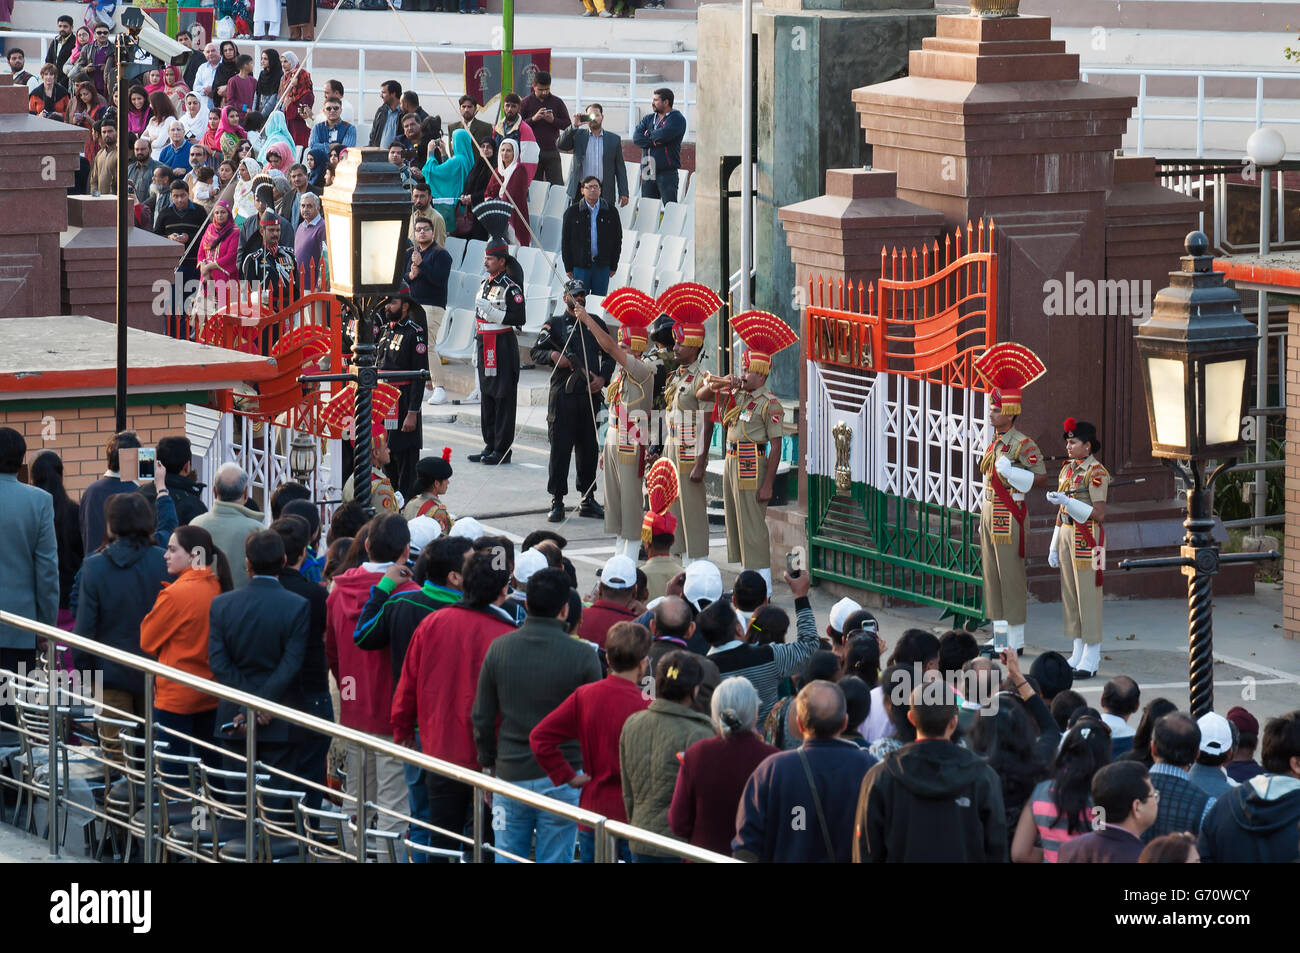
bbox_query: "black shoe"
[1070,667,1097,680]
[482,449,512,465]
[467,448,490,463]
[548,499,565,522]
[578,496,604,519]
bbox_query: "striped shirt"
[708,597,819,722]
[1030,779,1095,863]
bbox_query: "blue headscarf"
[307,144,329,188]
[258,109,298,163]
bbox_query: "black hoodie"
[853,739,1007,863]
[1197,774,1300,863]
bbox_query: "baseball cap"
[406,516,443,558]
[829,597,863,635]
[449,516,485,540]
[683,560,723,612]
[1196,712,1233,756]
[513,547,549,586]
[599,554,637,590]
[1225,706,1258,738]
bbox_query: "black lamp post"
[1120,231,1279,717]
[114,10,146,433]
[300,147,426,514]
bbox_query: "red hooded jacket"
[326,567,417,736]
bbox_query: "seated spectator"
[853,681,1003,863]
[29,63,69,118]
[736,679,875,863]
[191,463,264,589]
[619,651,714,862]
[1197,710,1300,863]
[1188,711,1237,800]
[1058,761,1157,863]
[1140,832,1199,863]
[1010,718,1109,863]
[1099,675,1140,755]
[529,620,653,863]
[669,677,778,857]
[1225,706,1265,784]
[1144,711,1214,843]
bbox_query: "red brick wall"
[1286,304,1300,640]
[2,402,190,498]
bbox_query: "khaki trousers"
[978,499,1028,626]
[723,451,772,570]
[1058,524,1103,645]
[665,437,711,560]
[345,740,410,861]
[602,440,643,542]
[419,304,446,388]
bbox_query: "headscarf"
[213,41,240,104]
[421,128,475,203]
[258,110,297,161]
[232,157,262,222]
[200,199,237,256]
[306,144,329,189]
[495,137,521,195]
[256,48,283,97]
[163,65,188,103]
[216,106,245,142]
[278,51,304,99]
[144,70,165,97]
[264,141,295,171]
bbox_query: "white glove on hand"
[1045,490,1066,506]
[1048,525,1061,569]
[1003,465,1035,494]
[995,455,1012,475]
[1064,497,1095,524]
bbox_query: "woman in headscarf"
[216,104,247,161]
[212,40,240,109]
[201,108,223,155]
[258,110,298,163]
[231,156,263,224]
[277,50,314,150]
[306,144,329,191]
[484,137,531,246]
[125,85,151,137]
[143,68,165,98]
[198,199,240,299]
[421,127,475,238]
[456,136,495,240]
[179,92,207,141]
[162,65,190,112]
[253,48,282,115]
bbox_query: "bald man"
[647,596,719,714]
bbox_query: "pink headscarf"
[264,141,295,170]
[216,106,246,141]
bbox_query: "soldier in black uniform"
[531,279,615,523]
[468,241,526,466]
[377,294,427,499]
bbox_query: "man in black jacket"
[368,80,404,149]
[138,435,208,526]
[560,177,622,297]
[530,279,613,523]
[45,16,76,74]
[272,516,332,809]
[853,681,1007,862]
[208,530,309,777]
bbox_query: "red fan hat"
[656,282,722,348]
[603,287,658,351]
[731,311,798,377]
[972,342,1046,417]
[641,457,680,549]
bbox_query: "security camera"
[114,7,188,60]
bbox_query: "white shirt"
[194,61,219,111]
[144,118,180,160]
[1100,711,1135,739]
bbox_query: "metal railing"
[1156,158,1300,255]
[0,610,735,863]
[2,30,696,140]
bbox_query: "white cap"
[829,597,863,634]
[406,516,443,557]
[448,516,485,540]
[599,554,637,590]
[1197,712,1233,756]
[683,560,723,611]
[513,547,549,586]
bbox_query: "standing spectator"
[646,596,720,713]
[140,525,230,762]
[191,463,265,589]
[408,181,447,244]
[310,99,356,150]
[207,530,309,777]
[180,27,208,90]
[1009,718,1108,863]
[278,52,314,150]
[1225,706,1265,783]
[138,435,208,525]
[853,681,1005,863]
[495,92,524,142]
[28,64,69,119]
[559,108,628,206]
[0,430,59,675]
[1144,711,1213,842]
[253,0,282,41]
[735,680,876,862]
[968,695,1043,839]
[74,493,169,737]
[394,111,433,168]
[1197,710,1300,863]
[391,552,516,860]
[669,676,777,856]
[7,49,34,90]
[76,25,117,99]
[286,0,316,42]
[619,651,715,862]
[1188,711,1238,800]
[400,91,432,127]
[271,516,332,808]
[79,430,142,554]
[560,177,621,296]
[1058,761,1157,862]
[529,621,652,863]
[193,43,222,112]
[632,88,686,204]
[211,41,240,109]
[326,513,414,855]
[253,49,283,115]
[197,200,241,301]
[224,55,257,118]
[520,72,570,186]
[701,569,818,723]
[1119,696,1178,767]
[483,139,530,246]
[448,94,493,149]
[46,16,77,75]
[27,451,82,630]
[473,569,603,862]
[312,79,353,125]
[576,555,641,648]
[369,80,404,149]
[1099,675,1140,756]
[156,180,207,291]
[284,162,312,230]
[404,217,451,404]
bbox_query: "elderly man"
[294,192,327,276]
[191,463,266,589]
[127,137,165,202]
[193,42,222,111]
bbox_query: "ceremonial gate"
[805,220,999,625]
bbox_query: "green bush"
[1214,436,1285,523]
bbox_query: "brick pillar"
[1286,303,1300,640]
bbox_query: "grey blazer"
[557,127,629,204]
[0,473,59,649]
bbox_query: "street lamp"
[1121,231,1278,717]
[289,429,319,484]
[304,147,425,513]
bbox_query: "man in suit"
[79,430,142,554]
[207,530,309,777]
[558,104,629,208]
[0,428,59,678]
[448,94,493,150]
[1058,761,1158,863]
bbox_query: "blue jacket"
[632,109,686,173]
[73,538,168,695]
[309,119,357,151]
[0,473,59,649]
[733,738,876,863]
[78,475,139,554]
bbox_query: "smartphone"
[786,551,802,578]
[138,447,156,480]
[218,721,241,737]
[992,620,1009,651]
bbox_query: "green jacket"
[619,698,714,856]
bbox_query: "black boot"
[467,447,490,463]
[547,498,565,523]
[578,494,604,519]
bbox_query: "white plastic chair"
[657,235,688,273]
[625,161,641,200]
[657,202,688,238]
[521,285,554,337]
[617,198,635,231]
[633,196,661,233]
[444,236,468,268]
[677,170,691,204]
[610,261,630,289]
[515,245,543,281]
[617,229,639,268]
[527,179,549,218]
[542,184,570,220]
[652,268,682,296]
[435,308,478,362]
[538,215,563,253]
[463,238,487,270]
[630,232,663,269]
[630,261,655,293]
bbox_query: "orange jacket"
[139,567,222,714]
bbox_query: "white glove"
[1045,490,1065,506]
[1048,525,1060,569]
[1064,497,1094,524]
[995,455,1011,476]
[1001,463,1035,494]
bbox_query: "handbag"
[451,200,476,239]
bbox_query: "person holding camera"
[531,279,615,523]
[558,103,629,208]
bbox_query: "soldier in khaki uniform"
[972,342,1049,654]
[1045,417,1110,678]
[401,449,454,534]
[573,287,658,560]
[341,423,402,514]
[698,311,797,591]
[656,282,724,564]
[640,457,682,598]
